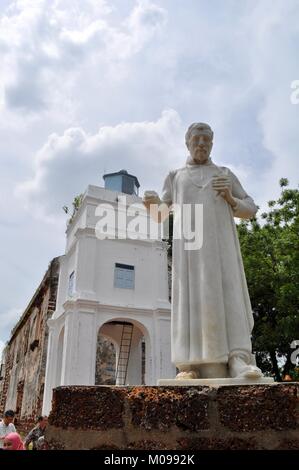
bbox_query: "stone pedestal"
[46,383,299,450]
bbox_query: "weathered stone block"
[127,386,210,431]
[217,384,298,432]
[50,386,125,430]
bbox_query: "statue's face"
[188,130,213,164]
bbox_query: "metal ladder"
[115,322,134,385]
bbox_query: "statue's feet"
[176,370,198,380]
[241,366,263,379]
[229,355,263,379]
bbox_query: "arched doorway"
[95,319,149,385]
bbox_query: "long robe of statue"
[144,122,263,379]
[161,158,257,368]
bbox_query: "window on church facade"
[114,263,135,289]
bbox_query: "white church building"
[43,170,174,414]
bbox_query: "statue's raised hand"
[142,190,160,211]
[143,191,170,223]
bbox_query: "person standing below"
[3,432,24,450]
[24,416,48,450]
[0,410,16,449]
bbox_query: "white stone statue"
[143,123,263,380]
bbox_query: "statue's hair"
[185,123,213,148]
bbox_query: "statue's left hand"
[212,176,237,208]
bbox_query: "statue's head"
[185,122,213,164]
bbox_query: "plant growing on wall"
[63,194,84,225]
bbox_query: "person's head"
[185,122,213,164]
[3,410,15,426]
[36,436,49,450]
[37,415,48,430]
[3,432,24,451]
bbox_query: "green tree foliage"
[237,179,299,381]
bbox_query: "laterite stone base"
[46,383,299,450]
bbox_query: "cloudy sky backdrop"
[0,0,299,354]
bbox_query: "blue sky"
[0,0,298,354]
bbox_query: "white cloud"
[126,0,167,51]
[15,109,184,220]
[245,1,299,205]
[0,0,167,114]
